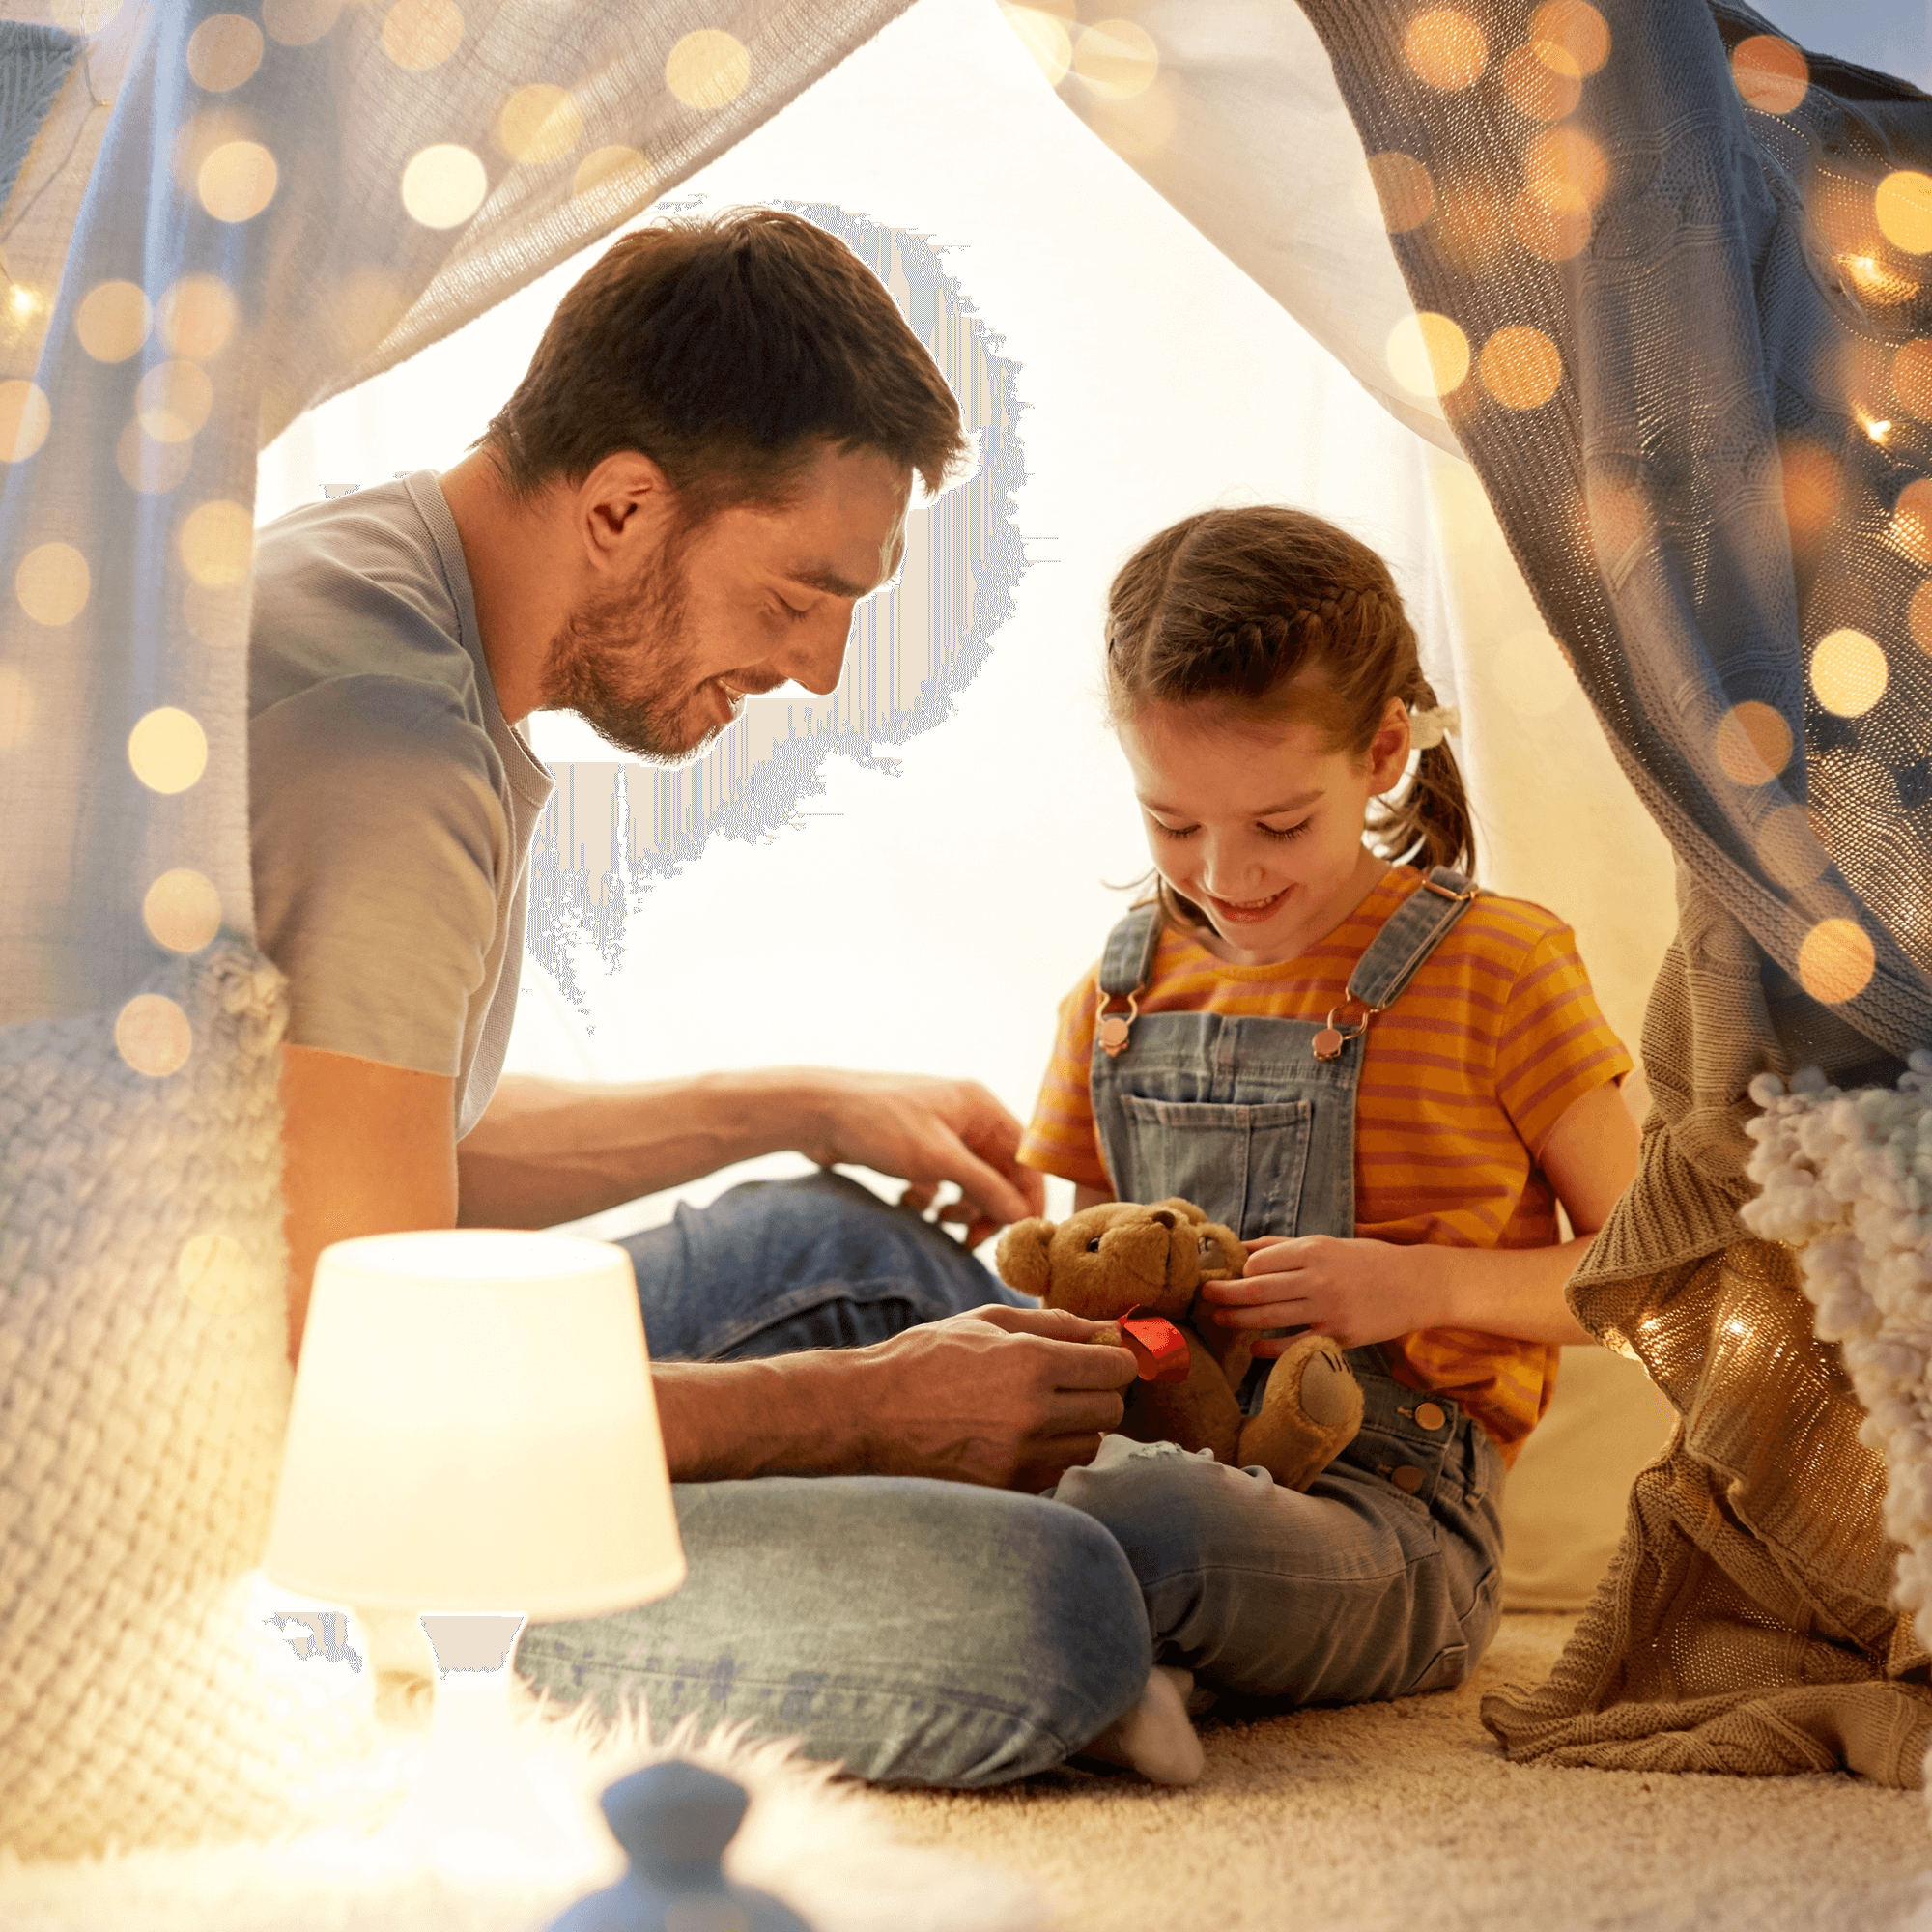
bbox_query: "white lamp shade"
[264,1229,686,1618]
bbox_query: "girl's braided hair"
[1104,505,1474,930]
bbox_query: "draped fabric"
[0,0,910,1858]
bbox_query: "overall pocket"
[1112,1096,1314,1238]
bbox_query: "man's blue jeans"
[512,1171,1154,1786]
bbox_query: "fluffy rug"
[878,1612,1932,1932]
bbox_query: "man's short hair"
[480,208,967,516]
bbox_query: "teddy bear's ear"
[994,1218,1056,1298]
[1151,1197,1208,1225]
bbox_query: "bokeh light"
[1479,325,1563,409]
[15,542,90,627]
[1877,171,1932,256]
[1073,18,1158,99]
[128,706,209,793]
[136,359,214,443]
[1404,9,1488,90]
[156,275,238,363]
[1001,5,1072,87]
[572,145,653,206]
[666,29,750,109]
[115,994,193,1078]
[495,84,583,164]
[402,145,487,228]
[1512,182,1591,262]
[75,278,151,361]
[1756,803,1830,888]
[263,0,341,45]
[1434,185,1512,274]
[1895,338,1932,417]
[178,1231,265,1313]
[1529,0,1610,75]
[1526,126,1608,208]
[382,0,463,71]
[116,418,194,495]
[1910,579,1932,655]
[1894,476,1932,563]
[1781,440,1841,544]
[0,664,32,752]
[1799,918,1875,1004]
[1810,627,1888,716]
[1366,152,1435,233]
[1713,699,1793,783]
[1387,311,1471,397]
[1501,43,1580,121]
[144,868,224,953]
[199,141,278,222]
[0,381,50,463]
[1585,474,1644,568]
[186,14,264,92]
[180,499,255,585]
[1731,34,1807,114]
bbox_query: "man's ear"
[575,449,678,577]
[994,1218,1055,1298]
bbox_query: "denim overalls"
[1051,867,1510,1704]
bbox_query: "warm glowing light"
[143,867,224,953]
[156,275,238,361]
[1512,183,1591,261]
[1781,440,1840,543]
[0,381,50,463]
[382,0,463,71]
[1862,415,1892,443]
[185,577,251,648]
[1073,18,1158,99]
[666,29,750,109]
[0,664,32,751]
[1501,43,1580,121]
[199,140,278,222]
[263,0,341,45]
[1713,700,1793,783]
[1910,580,1932,655]
[1732,34,1807,114]
[1837,251,1918,306]
[136,359,214,443]
[1799,919,1875,1004]
[1434,186,1511,274]
[1404,9,1488,90]
[572,145,652,206]
[75,278,151,361]
[14,542,90,627]
[186,13,264,91]
[1530,1,1610,75]
[1809,628,1888,717]
[128,706,209,794]
[178,1231,265,1313]
[401,144,487,229]
[180,499,255,586]
[1387,311,1470,397]
[1001,5,1072,87]
[1877,170,1932,256]
[494,84,583,164]
[116,419,194,496]
[1894,477,1932,563]
[1757,804,1830,889]
[1895,338,1932,417]
[7,284,38,320]
[1365,152,1435,233]
[115,994,193,1078]
[1526,126,1607,207]
[1479,325,1563,409]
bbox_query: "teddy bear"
[995,1196,1364,1492]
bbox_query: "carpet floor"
[875,1612,1932,1932]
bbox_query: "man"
[252,209,1194,1786]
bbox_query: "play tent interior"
[3,0,1932,1909]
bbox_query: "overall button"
[1414,1402,1447,1432]
[1390,1465,1425,1494]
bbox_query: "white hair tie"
[1407,704,1460,752]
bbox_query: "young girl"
[1021,505,1639,1774]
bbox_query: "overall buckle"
[1096,987,1140,1059]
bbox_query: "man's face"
[541,442,912,763]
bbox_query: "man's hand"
[848,1305,1137,1490]
[790,1070,1046,1248]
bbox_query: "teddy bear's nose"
[1150,1209,1176,1228]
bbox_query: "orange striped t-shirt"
[1016,865,1632,1464]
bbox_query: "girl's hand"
[1197,1235,1441,1353]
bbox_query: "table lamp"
[264,1228,686,1860]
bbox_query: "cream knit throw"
[0,950,385,1858]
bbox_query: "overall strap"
[1094,902,1164,1060]
[1348,867,1480,1009]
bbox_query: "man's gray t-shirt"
[248,472,554,1139]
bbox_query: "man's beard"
[537,521,726,764]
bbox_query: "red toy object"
[1118,1308,1192,1382]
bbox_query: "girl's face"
[1119,695,1411,966]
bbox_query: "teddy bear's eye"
[1086,1237,1102,1253]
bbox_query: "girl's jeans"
[513,1170,1505,1787]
